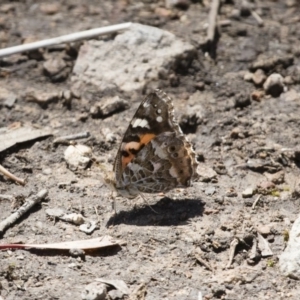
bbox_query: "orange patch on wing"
[140,133,156,145]
[121,134,156,169]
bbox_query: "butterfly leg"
[110,191,118,215]
[139,193,159,214]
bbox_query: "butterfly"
[105,89,198,200]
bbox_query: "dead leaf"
[0,125,52,153]
[0,235,126,251]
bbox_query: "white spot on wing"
[143,101,150,108]
[132,118,150,128]
[156,116,163,123]
[157,109,162,114]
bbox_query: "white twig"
[0,22,132,58]
[0,189,48,235]
[226,237,239,268]
[252,194,262,209]
[207,0,220,43]
[0,164,25,186]
[251,10,264,27]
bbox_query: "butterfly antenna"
[139,193,159,214]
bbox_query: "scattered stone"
[242,187,254,198]
[165,0,190,10]
[234,93,251,108]
[252,69,266,86]
[42,168,52,175]
[205,186,216,196]
[280,89,299,102]
[4,94,17,108]
[24,90,61,107]
[264,171,285,184]
[240,0,252,17]
[246,158,281,173]
[101,128,117,143]
[250,55,294,72]
[40,3,61,15]
[251,90,265,102]
[43,57,70,82]
[69,248,85,258]
[96,279,129,295]
[73,23,195,92]
[257,224,272,236]
[108,289,126,300]
[62,90,73,106]
[230,127,242,139]
[243,72,253,82]
[279,214,300,279]
[0,87,16,107]
[197,165,217,183]
[225,188,238,197]
[257,233,273,257]
[64,144,92,171]
[256,181,275,194]
[45,208,65,218]
[263,73,285,97]
[154,7,173,18]
[80,220,97,234]
[90,96,129,118]
[0,4,15,13]
[82,282,107,300]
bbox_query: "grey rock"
[81,282,107,300]
[279,214,300,280]
[90,96,129,118]
[108,289,125,300]
[43,57,70,82]
[4,94,17,108]
[73,23,195,92]
[165,0,190,10]
[263,73,285,97]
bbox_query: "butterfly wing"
[113,89,182,183]
[118,132,198,195]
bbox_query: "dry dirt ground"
[1,1,300,299]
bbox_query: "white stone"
[279,214,300,280]
[64,144,92,171]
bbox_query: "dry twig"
[0,189,48,236]
[252,194,262,209]
[206,0,220,44]
[53,131,90,145]
[195,252,213,272]
[0,164,25,186]
[251,10,264,27]
[226,237,239,268]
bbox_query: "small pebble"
[257,224,272,236]
[263,73,285,97]
[82,282,107,300]
[242,187,254,198]
[252,69,266,86]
